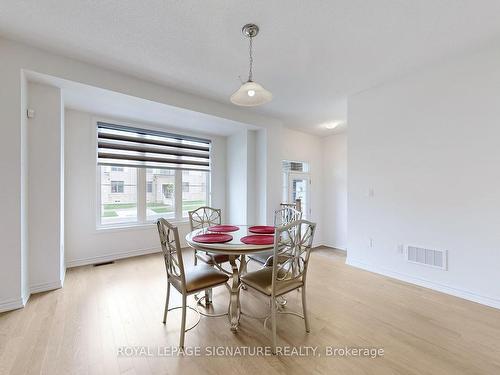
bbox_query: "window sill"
[95,219,190,233]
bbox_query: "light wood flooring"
[1,247,499,375]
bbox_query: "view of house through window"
[146,168,176,221]
[100,167,137,225]
[182,170,209,217]
[99,166,209,226]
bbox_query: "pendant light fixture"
[230,23,272,106]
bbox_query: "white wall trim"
[0,297,26,313]
[312,240,324,248]
[1,248,159,313]
[61,267,66,287]
[66,246,160,268]
[321,242,347,251]
[29,280,63,294]
[346,257,500,310]
[0,293,31,313]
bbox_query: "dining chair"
[188,206,230,304]
[157,218,229,349]
[248,207,302,266]
[240,219,316,354]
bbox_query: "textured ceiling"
[2,1,500,135]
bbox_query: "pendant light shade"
[230,81,272,106]
[231,24,272,107]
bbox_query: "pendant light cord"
[248,36,253,82]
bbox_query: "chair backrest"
[271,219,316,296]
[280,198,302,212]
[188,206,222,231]
[274,207,302,227]
[157,218,186,288]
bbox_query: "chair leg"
[163,282,171,324]
[204,288,213,305]
[301,286,310,333]
[271,296,277,354]
[180,294,187,349]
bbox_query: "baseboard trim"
[321,242,347,251]
[66,246,161,268]
[30,280,63,294]
[0,297,25,313]
[346,257,500,310]
[1,281,64,313]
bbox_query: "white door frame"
[287,172,311,218]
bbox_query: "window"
[99,166,210,226]
[110,181,124,193]
[162,184,174,198]
[282,160,310,173]
[97,122,211,227]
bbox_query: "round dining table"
[185,225,274,331]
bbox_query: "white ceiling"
[3,1,500,135]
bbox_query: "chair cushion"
[196,252,230,265]
[170,264,229,293]
[248,251,273,265]
[240,267,303,296]
[248,252,292,267]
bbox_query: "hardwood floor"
[1,247,499,375]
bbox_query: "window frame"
[94,118,212,230]
[110,180,125,193]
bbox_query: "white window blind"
[97,122,211,171]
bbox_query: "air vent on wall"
[407,245,447,270]
[93,261,115,267]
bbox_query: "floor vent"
[407,246,447,270]
[93,261,115,267]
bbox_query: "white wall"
[0,43,24,311]
[246,130,256,226]
[226,131,248,225]
[226,129,258,225]
[347,46,500,308]
[20,70,29,304]
[64,109,227,267]
[322,133,347,250]
[28,82,65,291]
[255,129,268,224]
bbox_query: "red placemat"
[241,235,274,245]
[248,225,275,234]
[208,225,240,233]
[193,233,233,244]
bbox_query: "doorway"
[282,160,311,219]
